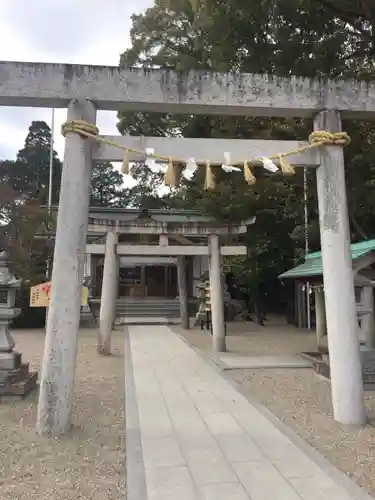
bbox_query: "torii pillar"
[361,287,375,350]
[208,234,226,352]
[177,256,189,330]
[314,286,327,348]
[98,231,119,355]
[315,110,365,425]
[37,100,97,435]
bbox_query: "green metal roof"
[279,239,375,280]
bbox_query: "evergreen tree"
[7,121,62,204]
[90,162,128,207]
[115,0,375,317]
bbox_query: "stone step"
[116,305,180,310]
[117,304,179,308]
[118,317,181,325]
[87,298,199,320]
[117,310,180,318]
[117,307,180,313]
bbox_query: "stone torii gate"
[1,61,373,433]
[86,210,254,354]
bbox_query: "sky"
[0,0,153,167]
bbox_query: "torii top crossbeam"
[1,61,375,118]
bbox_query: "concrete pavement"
[125,325,373,500]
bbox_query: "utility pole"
[46,108,55,280]
[304,166,311,330]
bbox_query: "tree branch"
[317,0,370,35]
[135,12,207,69]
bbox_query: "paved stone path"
[125,325,372,500]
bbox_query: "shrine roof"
[88,207,216,224]
[279,239,375,280]
[87,207,255,233]
[37,206,255,238]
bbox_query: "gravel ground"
[177,320,375,497]
[0,328,125,500]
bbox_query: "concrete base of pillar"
[317,335,328,350]
[97,322,113,356]
[213,335,226,353]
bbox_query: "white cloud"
[0,0,153,181]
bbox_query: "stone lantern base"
[0,319,37,402]
[0,351,38,401]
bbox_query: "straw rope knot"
[61,120,99,138]
[309,131,351,147]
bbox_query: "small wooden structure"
[280,239,375,350]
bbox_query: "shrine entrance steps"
[88,297,199,324]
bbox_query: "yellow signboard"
[30,281,88,308]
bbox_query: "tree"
[0,122,135,211]
[115,0,375,320]
[0,189,50,282]
[0,183,52,328]
[5,121,63,204]
[89,161,176,209]
[120,162,181,209]
[0,121,61,280]
[90,162,128,207]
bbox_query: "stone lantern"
[0,251,37,400]
[0,251,21,361]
